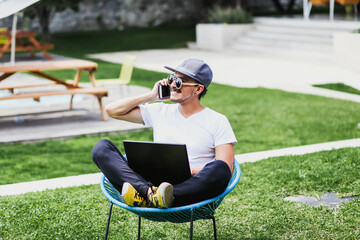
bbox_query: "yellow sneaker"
[121,182,147,207]
[147,182,174,208]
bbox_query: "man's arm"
[191,143,235,176]
[215,143,235,173]
[105,80,165,123]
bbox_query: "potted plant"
[196,5,253,51]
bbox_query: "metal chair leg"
[138,216,141,240]
[211,215,217,240]
[190,209,194,240]
[104,202,114,240]
[355,4,358,20]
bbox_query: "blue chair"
[100,160,241,240]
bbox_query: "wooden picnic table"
[0,59,109,121]
[0,30,54,60]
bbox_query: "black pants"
[92,139,231,207]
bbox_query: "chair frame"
[100,161,241,240]
[95,55,136,97]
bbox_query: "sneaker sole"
[158,182,174,208]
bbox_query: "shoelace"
[146,182,155,206]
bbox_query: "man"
[92,59,237,208]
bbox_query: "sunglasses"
[168,74,200,89]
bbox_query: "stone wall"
[0,0,203,33]
[48,0,203,32]
[0,0,303,33]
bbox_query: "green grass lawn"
[314,83,360,96]
[51,25,196,58]
[1,147,359,239]
[2,86,360,185]
[1,26,360,239]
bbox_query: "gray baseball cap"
[164,59,213,88]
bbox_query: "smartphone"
[158,84,170,99]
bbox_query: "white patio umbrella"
[0,0,39,64]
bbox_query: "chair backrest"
[101,160,241,223]
[118,55,136,84]
[0,27,8,45]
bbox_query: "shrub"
[353,29,360,33]
[206,5,253,24]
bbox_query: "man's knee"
[92,139,112,161]
[207,160,231,176]
[202,160,231,185]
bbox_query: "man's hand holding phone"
[157,79,171,100]
[158,84,170,99]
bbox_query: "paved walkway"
[89,48,360,103]
[0,73,150,144]
[2,138,360,196]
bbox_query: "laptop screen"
[123,140,192,186]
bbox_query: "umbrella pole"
[10,12,18,65]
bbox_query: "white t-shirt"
[140,103,237,169]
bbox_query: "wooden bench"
[0,87,107,104]
[0,82,58,92]
[0,59,109,121]
[0,43,54,58]
[0,30,54,60]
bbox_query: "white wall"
[333,32,360,72]
[196,24,253,51]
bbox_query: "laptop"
[123,140,192,186]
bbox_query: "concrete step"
[226,17,354,60]
[244,31,332,44]
[254,25,336,37]
[228,44,333,61]
[226,17,360,61]
[254,17,360,31]
[235,37,332,52]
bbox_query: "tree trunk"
[270,0,297,13]
[34,5,52,41]
[286,0,296,12]
[270,0,285,13]
[236,0,241,8]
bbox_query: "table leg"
[29,49,35,57]
[41,50,53,60]
[88,70,97,87]
[97,95,108,121]
[0,72,14,82]
[28,37,52,60]
[69,95,74,109]
[69,70,82,109]
[88,70,108,121]
[31,71,76,88]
